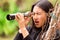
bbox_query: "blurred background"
[0,0,60,40]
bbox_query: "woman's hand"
[15,13,31,28]
[15,13,25,28]
[15,13,31,38]
[24,16,31,26]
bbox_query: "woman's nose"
[33,14,38,20]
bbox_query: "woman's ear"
[49,9,54,13]
[46,13,51,18]
[47,8,54,18]
[46,8,54,24]
[46,13,51,23]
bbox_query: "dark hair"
[31,0,53,13]
[31,0,53,32]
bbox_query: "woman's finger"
[15,14,19,22]
[24,17,31,26]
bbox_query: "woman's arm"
[19,27,29,38]
[15,13,33,40]
[15,13,31,38]
[14,27,33,40]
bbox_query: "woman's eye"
[32,12,35,15]
[37,13,41,15]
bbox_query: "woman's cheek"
[39,16,46,25]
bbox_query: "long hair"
[30,0,53,35]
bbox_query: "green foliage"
[0,1,18,36]
[0,0,37,36]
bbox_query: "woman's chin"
[35,25,41,28]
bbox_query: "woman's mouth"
[34,21,39,24]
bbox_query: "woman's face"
[32,6,47,28]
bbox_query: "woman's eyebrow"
[37,12,41,13]
[33,11,41,13]
[32,11,42,15]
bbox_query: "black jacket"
[14,26,60,40]
[14,26,42,40]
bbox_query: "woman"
[14,0,53,40]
